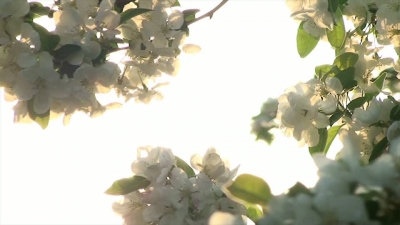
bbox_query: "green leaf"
[28,22,60,51]
[315,64,332,79]
[172,0,181,6]
[365,70,387,101]
[53,44,82,61]
[334,66,357,90]
[369,137,388,163]
[297,21,319,58]
[329,110,344,125]
[119,8,152,25]
[29,2,51,17]
[333,52,359,70]
[328,0,339,13]
[105,175,150,195]
[175,156,196,178]
[27,98,50,129]
[390,104,400,121]
[225,174,272,205]
[182,9,200,22]
[309,128,328,155]
[373,70,387,90]
[43,34,60,52]
[388,95,400,104]
[246,205,263,223]
[347,96,368,110]
[287,182,312,197]
[323,125,342,154]
[326,8,345,48]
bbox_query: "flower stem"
[186,0,229,26]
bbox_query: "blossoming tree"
[2,0,400,224]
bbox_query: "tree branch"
[186,0,229,26]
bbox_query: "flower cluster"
[268,0,400,153]
[257,128,400,225]
[247,2,400,224]
[0,0,200,127]
[277,77,341,147]
[110,146,247,225]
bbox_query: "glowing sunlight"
[0,1,338,224]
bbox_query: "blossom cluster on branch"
[107,146,248,225]
[0,0,201,128]
[4,0,400,224]
[252,0,400,161]
[258,130,400,225]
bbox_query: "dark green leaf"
[388,95,400,104]
[175,156,195,178]
[390,104,400,121]
[43,34,60,52]
[92,48,108,66]
[329,110,344,125]
[105,175,150,195]
[53,44,82,61]
[380,67,398,78]
[297,21,319,58]
[225,174,272,205]
[180,25,190,36]
[328,0,339,13]
[182,9,200,22]
[369,137,388,163]
[287,182,312,197]
[334,66,357,90]
[355,21,367,36]
[333,52,359,70]
[119,8,152,25]
[246,205,263,223]
[324,125,342,154]
[369,121,388,128]
[309,128,328,155]
[29,2,51,17]
[326,7,345,48]
[347,96,368,110]
[28,22,60,51]
[27,98,50,129]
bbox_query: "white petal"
[333,195,368,222]
[47,80,71,98]
[313,113,329,128]
[321,95,337,114]
[208,212,245,225]
[67,51,84,65]
[33,90,51,114]
[325,76,343,94]
[39,51,55,69]
[182,44,201,54]
[168,10,184,29]
[16,52,37,68]
[13,78,37,100]
[190,154,203,171]
[142,204,164,222]
[170,167,188,190]
[83,41,101,60]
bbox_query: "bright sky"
[0,1,338,224]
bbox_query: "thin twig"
[186,0,229,26]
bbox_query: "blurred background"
[0,0,337,224]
